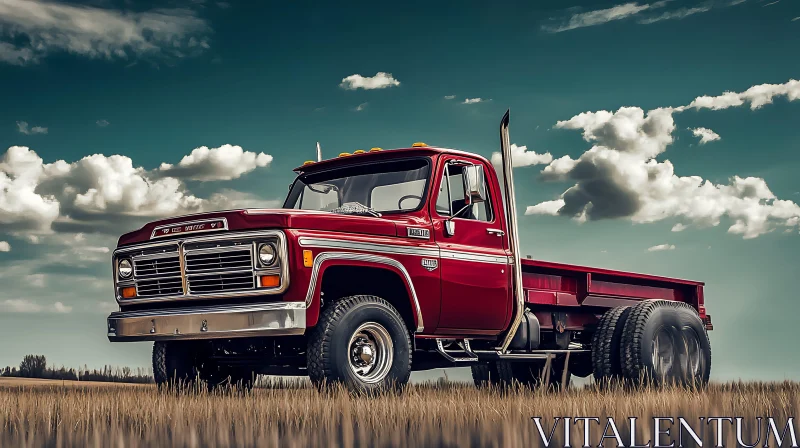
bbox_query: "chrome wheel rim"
[348,322,394,383]
[651,328,675,379]
[681,327,702,378]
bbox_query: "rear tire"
[307,295,412,394]
[621,300,711,387]
[591,306,632,384]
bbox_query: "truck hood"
[117,209,407,247]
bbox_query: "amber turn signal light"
[260,275,280,288]
[121,287,136,299]
[303,250,313,268]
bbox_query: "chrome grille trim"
[113,230,289,304]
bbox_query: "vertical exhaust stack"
[498,110,525,353]
[316,142,323,162]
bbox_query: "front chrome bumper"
[107,301,306,342]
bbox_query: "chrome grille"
[184,248,252,273]
[114,231,287,303]
[187,272,255,294]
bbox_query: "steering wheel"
[397,194,423,210]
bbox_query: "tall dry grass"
[1,379,798,447]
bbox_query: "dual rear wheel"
[592,300,711,386]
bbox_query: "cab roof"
[292,146,491,173]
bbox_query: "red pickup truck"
[107,112,712,392]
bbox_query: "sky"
[0,0,799,382]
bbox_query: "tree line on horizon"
[1,354,153,384]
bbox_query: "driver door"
[430,156,511,333]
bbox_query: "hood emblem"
[421,258,438,272]
[407,227,430,240]
[151,218,228,239]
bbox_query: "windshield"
[284,158,431,214]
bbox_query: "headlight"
[258,243,276,266]
[118,259,133,279]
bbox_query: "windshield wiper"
[329,202,382,218]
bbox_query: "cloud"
[792,16,800,21]
[491,144,553,168]
[638,6,712,24]
[0,298,71,313]
[339,72,400,90]
[647,244,676,252]
[526,81,800,239]
[0,0,211,66]
[684,79,800,111]
[157,144,273,181]
[0,144,274,236]
[543,1,742,32]
[671,223,688,232]
[689,127,721,144]
[354,102,368,112]
[16,121,47,135]
[96,120,110,127]
[463,98,490,104]
[0,241,9,252]
[762,0,779,6]
[543,2,665,33]
[444,95,456,100]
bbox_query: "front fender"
[303,252,424,332]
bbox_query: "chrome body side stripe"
[298,237,511,264]
[298,237,439,258]
[305,251,424,333]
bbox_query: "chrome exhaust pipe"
[497,110,525,353]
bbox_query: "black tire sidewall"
[327,300,411,392]
[635,305,711,385]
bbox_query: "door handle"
[487,228,505,236]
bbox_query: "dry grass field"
[1,378,798,447]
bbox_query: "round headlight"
[258,244,276,266]
[118,259,133,278]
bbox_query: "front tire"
[307,295,412,394]
[153,341,199,389]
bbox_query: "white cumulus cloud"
[684,79,800,111]
[526,82,800,239]
[491,144,553,168]
[0,0,211,65]
[0,241,9,252]
[689,127,721,144]
[0,144,274,236]
[157,144,273,181]
[339,72,400,90]
[647,244,676,252]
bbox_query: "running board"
[473,349,590,362]
[435,339,479,362]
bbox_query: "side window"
[435,164,492,222]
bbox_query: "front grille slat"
[188,272,255,294]
[185,249,252,273]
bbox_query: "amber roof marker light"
[411,142,427,147]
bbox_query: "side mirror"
[462,165,487,206]
[444,220,456,237]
